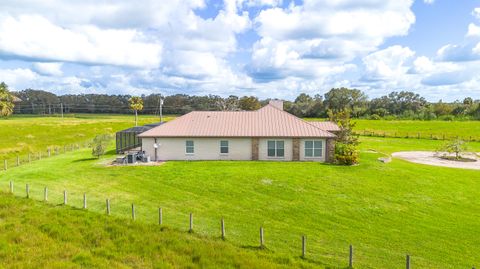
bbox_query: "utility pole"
[159,96,164,123]
[60,103,64,118]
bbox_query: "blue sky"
[0,0,479,101]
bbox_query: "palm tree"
[129,96,144,126]
[0,82,15,117]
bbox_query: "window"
[304,140,322,157]
[185,140,194,154]
[220,140,229,154]
[267,140,284,157]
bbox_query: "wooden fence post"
[9,181,13,193]
[83,193,87,209]
[106,199,110,215]
[131,204,136,220]
[44,187,48,201]
[63,190,67,205]
[4,160,7,170]
[26,184,29,198]
[221,218,225,240]
[189,213,193,232]
[16,155,19,166]
[159,208,163,225]
[259,227,264,247]
[406,254,410,269]
[349,245,353,268]
[48,149,51,157]
[301,235,306,258]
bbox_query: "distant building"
[138,100,339,163]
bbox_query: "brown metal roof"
[138,104,336,138]
[307,121,341,132]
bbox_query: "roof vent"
[269,100,283,110]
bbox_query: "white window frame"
[220,140,229,155]
[304,140,323,158]
[185,140,195,154]
[267,140,285,158]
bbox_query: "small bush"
[334,143,359,165]
[369,114,381,120]
[91,134,113,159]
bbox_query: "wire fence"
[355,130,480,142]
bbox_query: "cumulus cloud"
[32,62,63,76]
[467,23,480,37]
[423,0,435,4]
[0,15,162,68]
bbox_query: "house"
[138,100,338,163]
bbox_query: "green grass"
[2,138,480,268]
[0,114,172,162]
[352,119,480,140]
[0,192,315,268]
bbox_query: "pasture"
[1,115,480,268]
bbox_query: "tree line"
[3,84,480,120]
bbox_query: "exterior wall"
[258,138,293,161]
[141,137,331,162]
[142,137,252,161]
[299,138,326,162]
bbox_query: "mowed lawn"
[1,139,480,268]
[0,114,171,162]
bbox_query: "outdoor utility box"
[127,154,136,164]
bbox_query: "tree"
[239,96,261,110]
[0,82,15,117]
[324,88,368,117]
[438,138,468,160]
[91,134,113,159]
[129,96,144,126]
[328,109,359,165]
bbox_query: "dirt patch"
[392,151,480,170]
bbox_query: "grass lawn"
[352,119,480,141]
[1,137,480,268]
[0,114,171,162]
[0,192,315,268]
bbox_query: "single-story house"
[138,100,339,163]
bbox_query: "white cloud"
[32,62,63,76]
[362,45,415,80]
[473,7,480,19]
[466,23,480,37]
[0,15,162,68]
[423,0,435,4]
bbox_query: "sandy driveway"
[392,151,480,170]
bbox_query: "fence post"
[260,227,264,247]
[221,218,225,240]
[159,208,163,225]
[83,193,87,209]
[44,187,48,201]
[63,190,67,205]
[26,184,29,198]
[16,155,19,166]
[9,181,13,193]
[189,213,193,232]
[4,160,7,170]
[131,204,136,220]
[106,199,110,215]
[301,235,306,258]
[349,245,353,268]
[48,149,51,157]
[406,254,410,269]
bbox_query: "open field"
[0,192,315,268]
[0,114,173,162]
[2,138,480,268]
[2,115,480,268]
[353,119,480,141]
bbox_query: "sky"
[0,0,479,101]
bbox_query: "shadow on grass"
[72,158,98,162]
